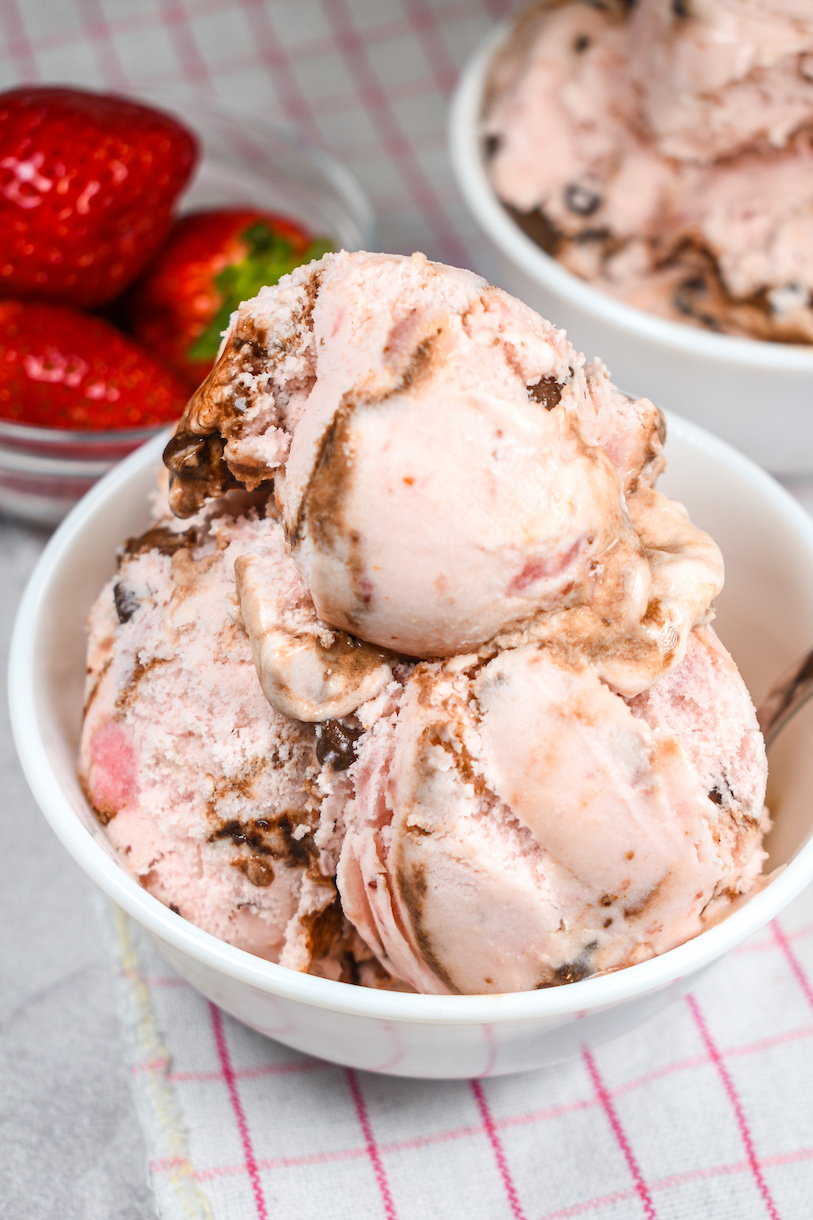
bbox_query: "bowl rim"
[11,420,813,1025]
[0,417,166,445]
[449,25,813,372]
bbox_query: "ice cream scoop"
[164,252,722,716]
[336,627,767,994]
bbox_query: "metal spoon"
[757,648,813,747]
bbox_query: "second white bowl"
[449,29,813,476]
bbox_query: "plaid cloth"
[111,888,813,1220]
[5,1,813,1216]
[0,0,516,272]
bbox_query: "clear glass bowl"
[0,420,161,528]
[0,95,376,528]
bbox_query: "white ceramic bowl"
[10,417,813,1078]
[449,27,813,477]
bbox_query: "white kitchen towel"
[110,884,813,1220]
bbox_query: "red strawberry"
[0,300,189,429]
[129,208,331,388]
[0,86,198,307]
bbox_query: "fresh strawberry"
[0,86,198,307]
[129,208,332,388]
[0,300,189,429]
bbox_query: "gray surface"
[0,519,158,1220]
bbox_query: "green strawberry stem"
[190,223,333,361]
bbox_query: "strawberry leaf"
[189,224,333,361]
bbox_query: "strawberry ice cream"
[334,629,766,995]
[483,0,813,342]
[80,251,768,993]
[80,493,400,986]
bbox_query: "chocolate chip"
[113,581,140,624]
[483,134,500,159]
[564,182,601,217]
[709,787,724,805]
[169,904,181,915]
[315,719,364,771]
[672,0,691,17]
[574,34,591,52]
[528,376,562,410]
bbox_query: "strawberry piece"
[0,87,198,307]
[0,300,190,430]
[129,208,331,388]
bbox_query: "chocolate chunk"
[709,787,724,805]
[564,182,602,217]
[673,276,719,330]
[163,430,241,518]
[553,960,592,984]
[113,581,140,624]
[235,856,275,887]
[504,204,559,255]
[340,952,362,986]
[573,227,612,246]
[124,524,198,558]
[537,941,598,987]
[673,275,705,310]
[302,897,343,960]
[315,718,364,770]
[214,820,247,845]
[209,813,314,867]
[90,803,115,826]
[528,376,562,410]
[232,334,268,362]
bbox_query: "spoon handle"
[757,647,813,747]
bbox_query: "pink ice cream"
[484,0,813,342]
[335,629,766,995]
[80,495,401,986]
[164,251,720,710]
[80,251,768,994]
